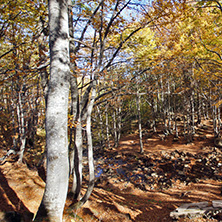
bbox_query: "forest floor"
[0,120,222,222]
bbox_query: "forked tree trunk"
[72,80,96,210]
[35,0,70,221]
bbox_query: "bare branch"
[0,42,27,59]
[69,37,94,49]
[74,0,104,54]
[202,43,222,60]
[101,21,152,72]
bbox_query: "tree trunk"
[97,105,105,147]
[117,103,122,144]
[11,91,17,149]
[35,0,70,221]
[68,68,79,177]
[218,105,221,135]
[196,90,202,125]
[213,105,219,137]
[167,78,173,134]
[160,76,167,132]
[71,116,83,200]
[136,91,143,154]
[113,111,118,147]
[17,91,27,163]
[105,103,110,148]
[151,91,157,132]
[72,80,96,210]
[190,89,195,134]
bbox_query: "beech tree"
[35,0,70,221]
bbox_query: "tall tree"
[35,0,70,221]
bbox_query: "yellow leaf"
[213,100,222,108]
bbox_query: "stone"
[170,201,222,220]
[170,203,207,219]
[212,200,222,208]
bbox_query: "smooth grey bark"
[105,103,110,148]
[67,0,83,200]
[173,92,179,138]
[71,115,83,200]
[112,102,122,148]
[197,90,202,125]
[213,105,219,137]
[68,69,82,200]
[190,89,195,134]
[151,92,157,132]
[150,79,159,133]
[136,90,143,154]
[68,75,77,175]
[117,98,122,144]
[160,75,167,131]
[72,80,96,210]
[218,104,221,135]
[97,105,105,147]
[167,78,173,134]
[35,0,70,221]
[11,91,17,149]
[113,111,118,147]
[17,91,27,163]
[70,80,95,204]
[190,65,196,134]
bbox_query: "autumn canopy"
[0,0,221,221]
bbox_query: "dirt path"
[0,120,221,221]
[74,128,221,222]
